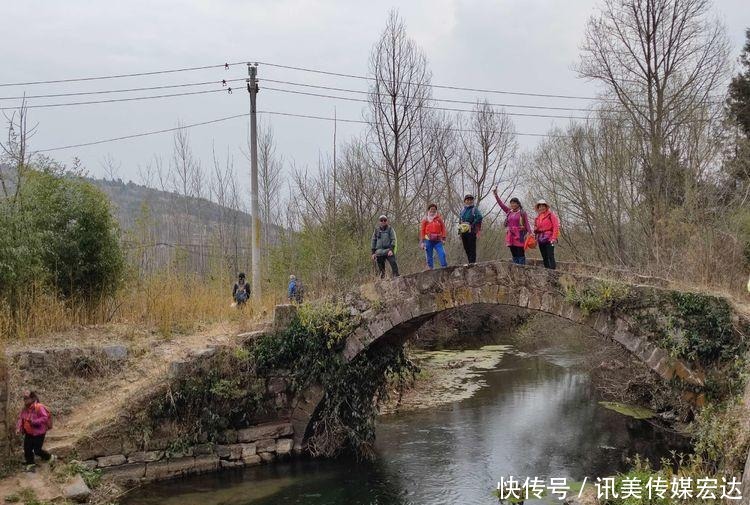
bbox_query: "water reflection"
[125,348,686,505]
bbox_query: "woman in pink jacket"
[492,187,532,265]
[16,390,53,471]
[534,199,561,270]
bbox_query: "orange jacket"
[420,214,447,242]
[534,210,560,243]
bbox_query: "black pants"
[509,246,526,265]
[376,255,400,278]
[539,242,556,270]
[24,434,50,465]
[461,232,478,264]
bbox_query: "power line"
[0,78,247,101]
[37,108,578,152]
[0,61,247,87]
[261,78,601,113]
[262,85,715,123]
[0,80,601,121]
[37,113,248,152]
[259,61,725,106]
[0,75,601,113]
[258,61,610,101]
[0,88,239,110]
[262,85,592,120]
[257,110,565,137]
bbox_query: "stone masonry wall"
[95,421,297,485]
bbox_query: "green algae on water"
[599,401,655,419]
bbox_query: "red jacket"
[17,402,51,436]
[534,210,560,244]
[420,214,447,243]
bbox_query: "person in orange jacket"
[420,203,448,269]
[533,199,560,270]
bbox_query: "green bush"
[667,292,738,364]
[0,169,124,305]
[565,279,631,315]
[253,303,416,459]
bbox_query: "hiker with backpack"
[371,215,400,279]
[534,199,560,270]
[420,203,448,269]
[458,194,483,264]
[16,390,54,472]
[288,275,304,304]
[232,272,251,306]
[492,187,532,265]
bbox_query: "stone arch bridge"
[290,259,738,446]
[17,260,744,488]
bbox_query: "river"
[124,345,686,505]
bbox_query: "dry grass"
[0,274,283,343]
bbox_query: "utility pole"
[247,63,261,300]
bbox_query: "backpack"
[37,403,53,430]
[235,284,249,303]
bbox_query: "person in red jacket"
[16,390,53,471]
[533,200,560,270]
[420,203,448,269]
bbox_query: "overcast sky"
[2,0,747,198]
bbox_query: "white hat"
[535,199,549,209]
[378,215,388,221]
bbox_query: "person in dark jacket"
[232,273,251,306]
[459,194,483,264]
[371,215,399,279]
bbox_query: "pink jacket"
[494,194,531,248]
[534,210,560,244]
[17,402,51,436]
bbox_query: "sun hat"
[535,199,549,209]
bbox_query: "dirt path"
[0,464,62,502]
[43,324,254,455]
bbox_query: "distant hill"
[1,166,277,272]
[89,178,283,272]
[90,177,254,235]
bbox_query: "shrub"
[0,170,124,314]
[17,170,124,300]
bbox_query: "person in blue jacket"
[288,275,304,303]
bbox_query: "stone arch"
[292,261,706,446]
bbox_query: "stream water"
[124,345,687,505]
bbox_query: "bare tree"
[457,101,519,221]
[338,137,388,236]
[368,9,434,224]
[523,115,645,265]
[257,122,284,251]
[100,154,121,182]
[577,0,730,234]
[170,124,203,269]
[0,99,36,202]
